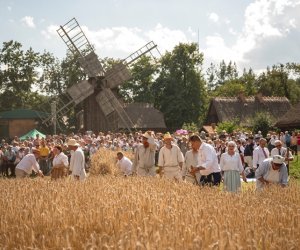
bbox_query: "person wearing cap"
[158,133,184,181]
[270,140,293,174]
[252,138,269,170]
[116,152,133,176]
[132,131,157,176]
[15,148,43,178]
[255,155,288,190]
[189,135,221,186]
[68,138,86,180]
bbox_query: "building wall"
[9,119,36,138]
[83,91,118,132]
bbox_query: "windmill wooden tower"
[41,18,159,133]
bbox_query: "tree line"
[0,40,300,132]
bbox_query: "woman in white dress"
[220,141,247,192]
[50,145,69,180]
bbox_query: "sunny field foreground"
[0,175,300,249]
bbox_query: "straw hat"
[142,132,152,140]
[163,132,173,140]
[67,138,80,146]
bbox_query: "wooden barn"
[0,109,48,139]
[275,102,300,130]
[205,94,292,127]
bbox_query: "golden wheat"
[89,148,134,176]
[0,149,299,249]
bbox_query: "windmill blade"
[57,18,105,77]
[102,41,158,89]
[102,62,131,89]
[95,88,135,132]
[40,94,74,126]
[67,79,95,104]
[123,41,158,65]
[78,51,104,77]
[41,79,94,127]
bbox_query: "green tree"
[240,68,257,96]
[251,112,274,137]
[119,55,157,103]
[216,120,239,135]
[152,43,207,129]
[0,40,50,111]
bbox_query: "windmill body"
[41,18,159,133]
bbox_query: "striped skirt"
[223,170,241,192]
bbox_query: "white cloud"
[21,16,36,28]
[228,28,237,35]
[145,24,189,53]
[203,35,241,64]
[208,12,219,23]
[7,6,12,11]
[187,27,197,38]
[41,23,190,59]
[202,0,300,72]
[41,25,59,39]
[289,18,296,28]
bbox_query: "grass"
[290,154,300,180]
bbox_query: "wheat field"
[1,149,300,249]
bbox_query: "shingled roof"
[119,103,166,130]
[275,102,300,129]
[0,109,49,119]
[205,95,291,126]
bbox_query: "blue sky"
[1,0,300,73]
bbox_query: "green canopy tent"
[19,129,46,140]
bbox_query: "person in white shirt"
[68,139,86,181]
[255,155,288,190]
[89,142,98,157]
[270,140,293,174]
[190,135,221,186]
[183,141,201,185]
[50,145,69,180]
[158,133,184,181]
[116,152,132,176]
[220,141,247,192]
[253,138,269,169]
[15,148,43,178]
[132,131,157,176]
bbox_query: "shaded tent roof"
[275,102,300,128]
[0,109,48,119]
[205,95,291,126]
[119,103,166,130]
[19,129,46,140]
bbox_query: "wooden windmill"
[41,18,159,133]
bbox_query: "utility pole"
[51,101,57,135]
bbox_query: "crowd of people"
[0,129,299,191]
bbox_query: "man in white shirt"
[184,141,201,185]
[132,131,157,176]
[116,152,132,176]
[190,135,221,186]
[15,148,43,178]
[68,139,86,181]
[158,133,184,181]
[253,138,270,169]
[270,140,293,174]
